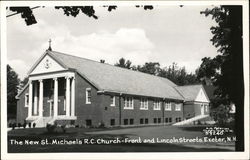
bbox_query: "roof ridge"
[50,50,177,85]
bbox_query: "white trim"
[27,51,47,75]
[55,115,77,120]
[175,103,182,111]
[53,78,58,117]
[24,93,29,107]
[86,88,91,104]
[30,54,67,75]
[33,82,38,115]
[201,104,205,115]
[140,98,148,110]
[124,97,133,109]
[38,79,43,117]
[28,81,33,117]
[165,102,171,111]
[65,77,70,116]
[153,100,161,110]
[26,116,39,121]
[71,77,75,116]
[194,87,210,103]
[110,96,115,106]
[205,104,209,112]
[193,101,210,105]
[29,71,75,81]
[63,98,66,111]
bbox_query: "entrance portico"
[26,71,76,122]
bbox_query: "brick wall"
[16,73,188,127]
[16,88,28,124]
[101,94,184,127]
[183,102,210,120]
[74,73,104,127]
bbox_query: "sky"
[7,5,218,80]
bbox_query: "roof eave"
[16,83,29,99]
[97,89,184,101]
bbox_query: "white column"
[34,82,38,115]
[66,77,70,116]
[28,81,33,117]
[39,80,43,117]
[53,78,58,117]
[71,77,75,116]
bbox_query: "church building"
[16,49,210,127]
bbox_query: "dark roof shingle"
[175,85,203,101]
[49,51,184,100]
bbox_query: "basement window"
[158,118,161,123]
[165,118,169,123]
[140,118,144,124]
[86,119,92,127]
[124,119,128,125]
[129,119,134,125]
[153,118,157,124]
[110,119,115,126]
[169,118,172,123]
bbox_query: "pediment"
[195,88,210,103]
[30,54,66,75]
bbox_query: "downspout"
[182,100,185,120]
[162,98,165,126]
[119,93,122,125]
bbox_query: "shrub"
[98,122,105,128]
[18,123,22,128]
[23,122,27,128]
[33,123,36,128]
[12,123,16,130]
[46,123,57,133]
[70,120,75,125]
[211,104,231,125]
[28,123,31,128]
[197,120,202,125]
[61,125,66,133]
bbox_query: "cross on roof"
[48,39,52,51]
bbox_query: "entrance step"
[32,117,54,127]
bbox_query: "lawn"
[7,125,235,152]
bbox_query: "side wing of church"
[16,50,210,127]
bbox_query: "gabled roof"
[27,50,68,75]
[47,50,184,100]
[175,84,209,102]
[203,85,217,100]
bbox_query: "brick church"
[16,49,210,127]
